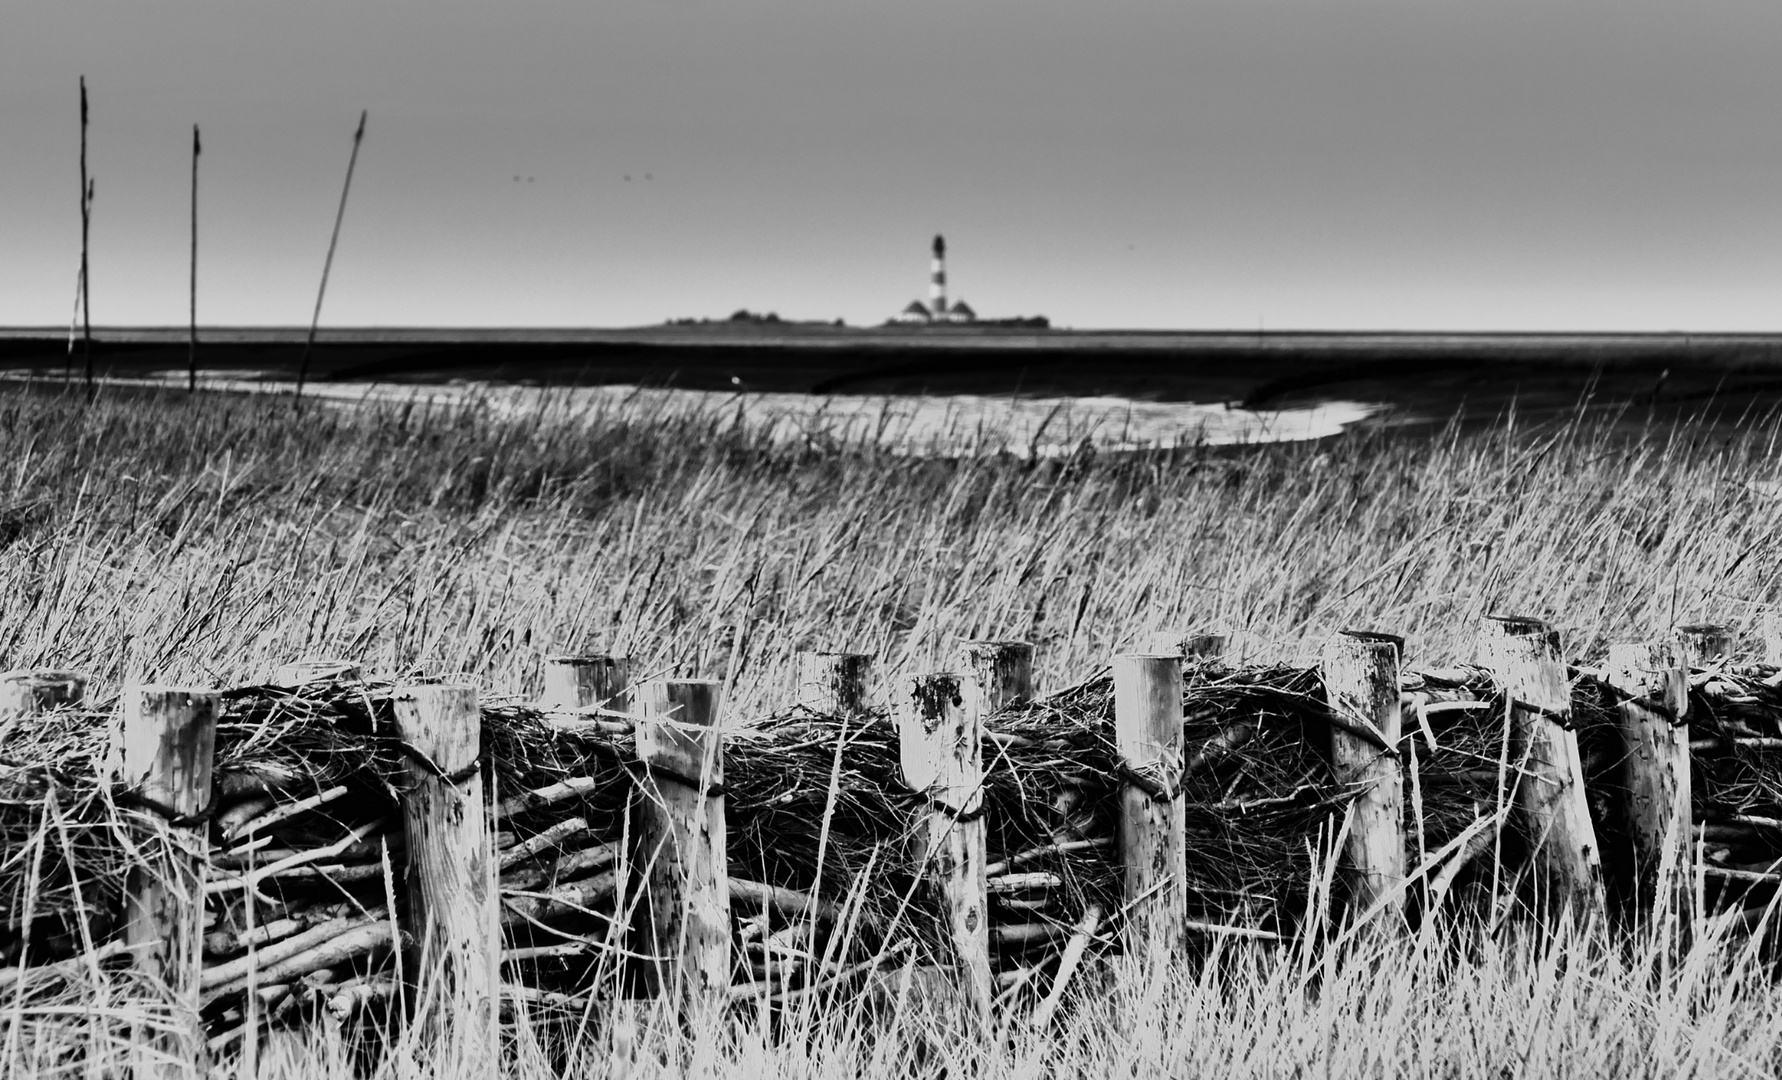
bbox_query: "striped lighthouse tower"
[928,234,947,317]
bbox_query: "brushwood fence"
[4,615,1782,1064]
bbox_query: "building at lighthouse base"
[894,298,976,324]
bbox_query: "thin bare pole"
[297,109,366,409]
[66,262,82,367]
[79,77,93,400]
[189,124,200,394]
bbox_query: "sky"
[5,1,1782,332]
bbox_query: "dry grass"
[18,897,1782,1078]
[5,380,1782,1076]
[0,384,1777,706]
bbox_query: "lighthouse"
[929,234,948,317]
[894,234,977,323]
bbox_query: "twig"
[1031,902,1103,1028]
[221,784,352,845]
[985,836,1112,877]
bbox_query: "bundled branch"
[7,655,1782,1045]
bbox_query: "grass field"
[0,381,1777,705]
[6,380,1782,1076]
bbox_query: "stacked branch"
[9,648,1782,1043]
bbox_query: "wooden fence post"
[1113,653,1187,958]
[958,640,1034,715]
[1141,630,1227,663]
[898,673,991,1021]
[795,651,874,715]
[390,683,496,1061]
[1763,610,1781,667]
[270,658,361,688]
[1605,640,1691,930]
[116,685,219,1077]
[1479,615,1606,926]
[1319,631,1406,928]
[632,679,730,1021]
[0,670,85,735]
[541,654,630,712]
[1676,624,1734,670]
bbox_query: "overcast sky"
[5,1,1782,331]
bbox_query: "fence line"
[16,613,1782,1068]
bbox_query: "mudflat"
[4,324,1781,430]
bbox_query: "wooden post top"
[958,640,1034,714]
[635,679,722,719]
[907,672,968,716]
[271,658,362,687]
[1483,614,1557,640]
[0,670,87,718]
[793,651,875,671]
[0,668,87,690]
[1113,654,1184,764]
[795,651,875,715]
[1675,624,1734,666]
[957,639,1033,654]
[541,654,631,712]
[897,672,979,806]
[1139,630,1228,659]
[1606,640,1681,681]
[1337,629,1405,661]
[543,653,627,669]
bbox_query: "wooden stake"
[390,683,495,1062]
[1142,630,1227,662]
[0,669,85,749]
[795,651,874,715]
[78,76,93,399]
[1114,654,1186,958]
[0,669,85,719]
[958,640,1034,714]
[631,679,730,1021]
[188,123,199,394]
[1605,640,1691,929]
[1676,623,1734,670]
[270,658,362,689]
[541,654,630,712]
[1763,610,1782,667]
[116,685,219,1077]
[296,109,367,408]
[1319,632,1406,928]
[898,673,991,1021]
[1479,615,1606,926]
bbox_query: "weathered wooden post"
[1114,653,1187,958]
[795,651,874,715]
[1605,640,1691,929]
[541,654,630,712]
[0,670,86,740]
[959,640,1034,715]
[1319,631,1406,928]
[1479,616,1606,926]
[1676,624,1734,670]
[1763,610,1781,667]
[1141,630,1227,663]
[270,658,361,688]
[390,683,496,1062]
[116,685,219,1077]
[897,673,991,1021]
[631,679,730,1021]
[0,669,86,714]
